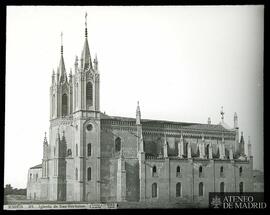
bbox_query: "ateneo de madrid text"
[27,13,253,205]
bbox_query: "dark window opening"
[86,82,93,108]
[220,166,224,177]
[220,182,225,193]
[87,167,91,181]
[239,182,244,193]
[199,182,204,196]
[62,93,68,116]
[87,143,91,156]
[176,182,181,197]
[67,149,72,156]
[152,183,157,198]
[152,165,158,177]
[115,137,121,152]
[199,166,203,177]
[239,167,243,177]
[176,166,181,177]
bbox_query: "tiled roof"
[100,113,234,132]
[30,164,42,169]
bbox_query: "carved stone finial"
[220,106,224,122]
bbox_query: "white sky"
[5,6,264,188]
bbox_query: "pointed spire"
[69,68,72,82]
[57,68,60,83]
[208,143,213,159]
[59,32,66,84]
[81,12,92,70]
[234,112,238,129]
[200,134,205,159]
[248,136,252,158]
[94,53,98,71]
[136,101,141,125]
[164,133,168,158]
[52,69,55,84]
[178,131,184,158]
[187,143,192,159]
[43,132,48,145]
[61,32,63,55]
[239,131,245,156]
[85,12,88,38]
[207,117,211,125]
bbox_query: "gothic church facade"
[27,15,253,205]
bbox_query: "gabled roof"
[30,164,42,169]
[100,113,234,132]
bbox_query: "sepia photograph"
[4,5,264,210]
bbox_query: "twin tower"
[50,15,99,119]
[45,13,102,201]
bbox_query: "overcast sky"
[5,6,264,188]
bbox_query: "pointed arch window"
[176,166,181,177]
[115,137,121,152]
[152,165,157,177]
[75,168,78,180]
[52,94,55,117]
[199,182,204,196]
[152,183,158,198]
[199,166,203,178]
[176,182,182,197]
[239,167,243,177]
[220,182,225,193]
[62,93,68,116]
[76,83,78,108]
[87,143,91,156]
[67,149,72,156]
[220,166,224,177]
[86,82,93,109]
[87,167,91,181]
[54,160,57,176]
[239,182,244,193]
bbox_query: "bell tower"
[72,12,101,202]
[50,32,73,120]
[73,12,100,114]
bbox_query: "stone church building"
[27,14,253,205]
